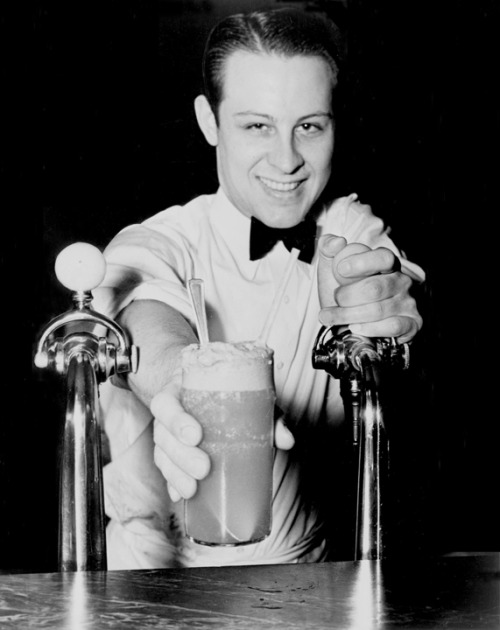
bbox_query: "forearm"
[117,299,197,407]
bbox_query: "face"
[201,52,335,228]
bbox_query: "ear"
[194,95,219,146]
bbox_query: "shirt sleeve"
[326,194,426,283]
[90,219,199,568]
[92,221,196,326]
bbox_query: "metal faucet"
[312,326,409,560]
[34,243,138,571]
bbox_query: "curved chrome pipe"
[312,327,408,561]
[37,321,136,572]
[35,243,137,572]
[354,355,388,561]
[59,349,107,571]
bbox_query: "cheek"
[300,137,333,169]
[314,141,335,168]
[313,152,333,185]
[221,140,252,168]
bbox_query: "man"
[94,8,424,569]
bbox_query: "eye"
[298,122,323,134]
[245,122,270,132]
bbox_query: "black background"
[1,0,499,572]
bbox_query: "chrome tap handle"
[35,242,137,572]
[312,326,409,561]
[34,242,138,380]
[312,326,409,378]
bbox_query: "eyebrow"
[234,111,333,121]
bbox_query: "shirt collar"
[208,187,318,275]
[209,187,253,261]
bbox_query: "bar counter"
[1,553,498,628]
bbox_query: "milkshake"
[180,341,275,546]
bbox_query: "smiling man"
[194,51,335,229]
[94,8,424,569]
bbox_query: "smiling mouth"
[258,176,303,192]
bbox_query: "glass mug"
[180,341,275,546]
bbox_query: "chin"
[257,205,308,229]
[276,211,309,228]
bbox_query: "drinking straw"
[258,247,300,345]
[188,278,210,345]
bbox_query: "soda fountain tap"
[312,326,409,560]
[34,243,138,571]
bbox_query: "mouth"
[257,176,305,193]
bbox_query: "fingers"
[167,482,181,503]
[151,386,210,501]
[335,271,412,308]
[151,386,203,446]
[151,386,298,502]
[319,272,423,343]
[317,235,347,308]
[317,236,375,307]
[349,316,421,343]
[320,308,421,343]
[335,247,400,281]
[154,417,210,496]
[317,234,423,344]
[318,234,347,260]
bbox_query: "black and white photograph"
[1,0,498,626]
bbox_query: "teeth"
[259,177,300,192]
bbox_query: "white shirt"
[93,188,425,569]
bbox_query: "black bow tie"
[249,217,317,263]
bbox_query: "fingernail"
[168,484,181,503]
[192,455,209,479]
[180,425,198,444]
[320,235,346,258]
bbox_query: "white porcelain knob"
[54,242,106,292]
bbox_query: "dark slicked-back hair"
[202,8,344,122]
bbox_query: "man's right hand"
[150,382,295,502]
[151,383,211,502]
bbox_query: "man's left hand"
[317,235,422,345]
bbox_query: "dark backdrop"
[1,0,498,572]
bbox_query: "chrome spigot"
[34,243,138,571]
[312,326,409,561]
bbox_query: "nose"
[267,133,304,174]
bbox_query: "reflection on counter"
[0,554,498,629]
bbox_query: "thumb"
[318,234,347,260]
[317,234,347,308]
